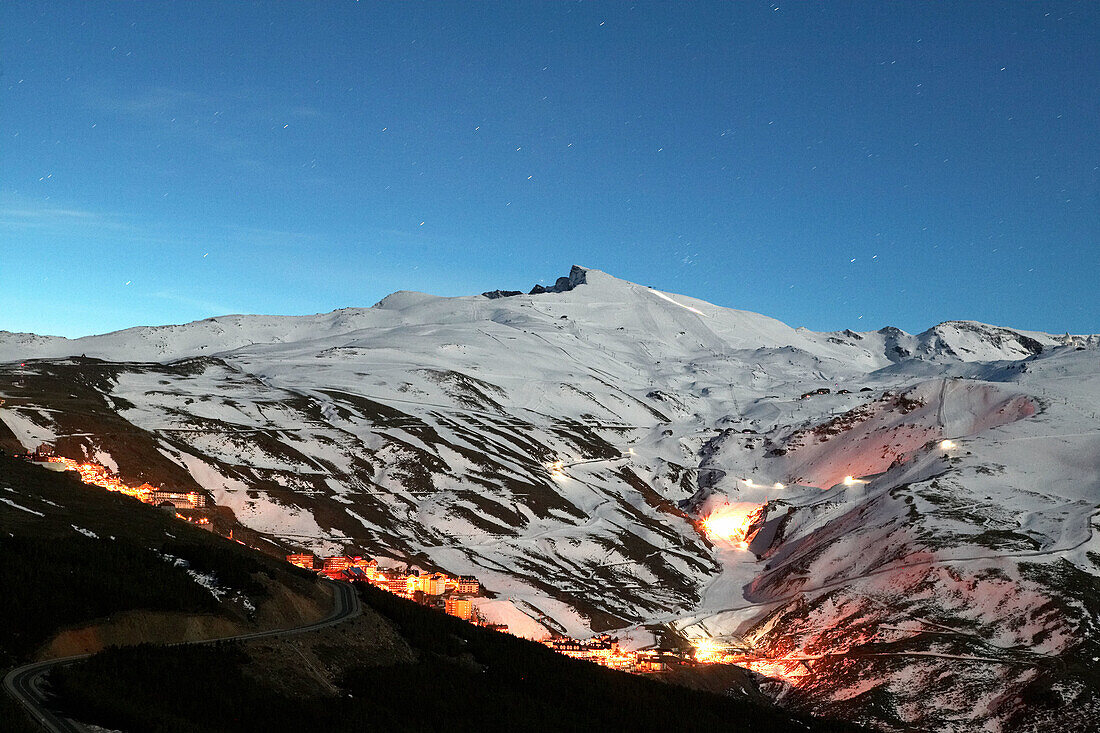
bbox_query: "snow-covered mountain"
[2,266,1098,732]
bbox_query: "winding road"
[3,580,361,733]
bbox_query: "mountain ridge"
[2,267,1094,366]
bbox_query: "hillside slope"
[0,451,333,731]
[0,452,855,733]
[2,266,1098,731]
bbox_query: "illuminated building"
[457,576,480,594]
[633,651,666,672]
[444,597,473,621]
[407,572,447,596]
[150,489,207,509]
[322,556,352,572]
[548,634,618,665]
[343,567,368,582]
[383,574,410,596]
[286,553,315,570]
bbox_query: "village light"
[940,439,957,450]
[773,482,785,490]
[692,638,722,662]
[29,449,204,509]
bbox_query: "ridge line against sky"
[1,1,1097,338]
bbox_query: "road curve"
[4,580,360,733]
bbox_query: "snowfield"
[1,266,1097,732]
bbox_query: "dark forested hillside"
[51,583,863,733]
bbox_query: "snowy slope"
[1,266,1097,732]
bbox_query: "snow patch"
[0,497,45,516]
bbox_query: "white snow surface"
[0,408,57,450]
[71,524,99,539]
[2,266,1098,732]
[1,496,46,516]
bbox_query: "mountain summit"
[1,266,1088,365]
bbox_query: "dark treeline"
[158,538,274,597]
[0,451,319,669]
[0,535,221,664]
[51,583,864,733]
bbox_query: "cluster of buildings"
[546,634,803,679]
[25,443,208,510]
[546,634,667,673]
[291,553,672,673]
[287,553,495,626]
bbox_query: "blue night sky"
[2,2,1097,338]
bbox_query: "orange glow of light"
[692,638,724,663]
[842,475,867,486]
[47,457,155,502]
[693,646,809,686]
[732,657,809,686]
[700,502,762,545]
